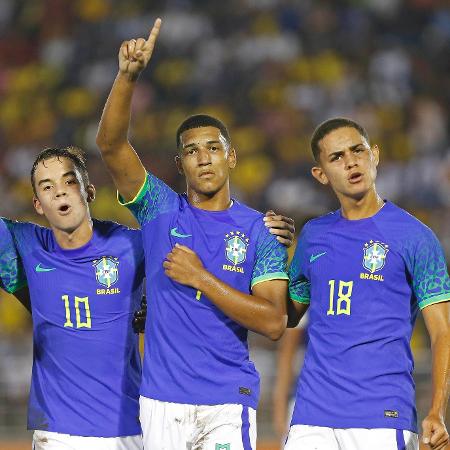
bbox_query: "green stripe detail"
[251,272,288,288]
[419,293,450,310]
[291,294,310,305]
[117,174,148,206]
[6,279,28,294]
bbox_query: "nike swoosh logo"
[170,227,192,238]
[310,252,326,263]
[35,263,56,273]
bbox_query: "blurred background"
[0,0,449,448]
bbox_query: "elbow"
[265,315,287,341]
[95,130,123,156]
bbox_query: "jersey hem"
[28,426,142,438]
[290,294,310,304]
[117,173,148,206]
[419,293,450,310]
[5,279,28,294]
[251,272,288,288]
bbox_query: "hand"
[119,18,161,79]
[263,210,296,247]
[163,244,205,288]
[422,413,449,450]
[132,295,147,334]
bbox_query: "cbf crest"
[93,256,119,288]
[223,231,249,273]
[363,240,389,273]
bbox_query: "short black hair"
[311,117,369,162]
[176,114,231,149]
[31,146,89,195]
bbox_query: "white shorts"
[139,396,257,450]
[284,425,418,450]
[32,430,143,450]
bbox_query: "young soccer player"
[96,18,290,449]
[286,118,450,450]
[4,147,145,450]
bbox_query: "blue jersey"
[289,201,450,432]
[121,173,288,409]
[0,218,26,293]
[4,219,145,437]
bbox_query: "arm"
[421,301,450,450]
[264,210,295,247]
[272,327,303,439]
[163,244,288,340]
[96,18,161,201]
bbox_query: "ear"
[227,147,237,169]
[33,195,44,216]
[86,184,96,203]
[175,154,184,175]
[311,165,329,185]
[372,145,380,167]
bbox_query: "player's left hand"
[263,210,296,247]
[132,295,147,333]
[164,244,205,288]
[421,413,449,450]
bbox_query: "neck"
[338,187,384,220]
[187,184,232,211]
[52,218,94,249]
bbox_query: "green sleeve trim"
[117,174,148,206]
[291,294,310,305]
[419,293,450,310]
[5,279,28,294]
[251,272,289,288]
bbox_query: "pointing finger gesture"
[119,18,162,79]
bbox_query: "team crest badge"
[363,241,389,273]
[93,256,119,288]
[225,231,249,265]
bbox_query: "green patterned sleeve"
[288,225,311,304]
[118,172,179,226]
[405,225,450,310]
[0,218,27,294]
[251,223,288,289]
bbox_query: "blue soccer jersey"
[0,218,26,293]
[4,219,145,437]
[289,201,450,432]
[120,173,288,409]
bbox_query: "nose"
[344,152,358,170]
[197,146,211,166]
[55,185,67,198]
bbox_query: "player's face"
[176,126,236,197]
[311,127,379,201]
[32,157,95,233]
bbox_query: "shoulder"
[94,219,140,240]
[300,211,339,242]
[1,218,48,241]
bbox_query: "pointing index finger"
[147,17,162,44]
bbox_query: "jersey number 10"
[327,280,353,316]
[62,295,92,328]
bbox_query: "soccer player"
[286,118,450,450]
[96,18,289,449]
[4,146,145,450]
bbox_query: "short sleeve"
[0,218,27,293]
[118,172,179,226]
[288,224,311,305]
[251,224,288,288]
[405,226,450,310]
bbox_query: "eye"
[210,146,219,151]
[66,178,77,185]
[42,185,52,191]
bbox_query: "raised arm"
[96,18,162,201]
[421,301,450,450]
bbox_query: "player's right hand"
[119,18,161,79]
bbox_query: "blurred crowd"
[0,0,448,439]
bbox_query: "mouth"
[348,172,363,184]
[57,203,72,216]
[198,171,215,179]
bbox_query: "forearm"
[97,72,136,153]
[429,330,450,418]
[195,270,287,340]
